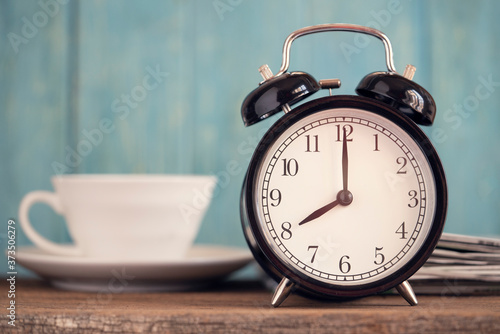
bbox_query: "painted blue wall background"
[1,0,499,277]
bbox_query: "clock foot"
[271,277,295,307]
[396,280,418,306]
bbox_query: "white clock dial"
[254,107,437,285]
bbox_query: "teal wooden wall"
[1,0,499,277]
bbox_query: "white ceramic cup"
[18,174,216,260]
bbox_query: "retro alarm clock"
[240,24,447,307]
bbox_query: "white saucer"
[16,245,254,292]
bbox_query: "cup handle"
[18,191,83,256]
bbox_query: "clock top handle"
[272,23,436,126]
[241,23,435,127]
[274,23,398,78]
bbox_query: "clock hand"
[342,127,349,193]
[298,198,340,226]
[298,190,353,226]
[299,128,354,227]
[338,127,353,206]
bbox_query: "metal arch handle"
[275,23,398,77]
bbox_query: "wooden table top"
[2,279,499,333]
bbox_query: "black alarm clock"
[240,24,447,307]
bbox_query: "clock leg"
[271,277,295,307]
[396,280,418,306]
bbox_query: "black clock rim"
[241,95,448,299]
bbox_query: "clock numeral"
[408,190,419,208]
[270,189,282,207]
[281,158,299,176]
[281,222,292,240]
[308,245,319,263]
[305,135,319,152]
[396,222,408,239]
[336,124,353,142]
[374,247,385,265]
[373,134,380,151]
[396,157,407,174]
[339,255,351,274]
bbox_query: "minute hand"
[342,127,349,192]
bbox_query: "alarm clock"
[240,24,447,307]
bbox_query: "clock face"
[251,103,440,288]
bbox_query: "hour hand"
[298,199,339,226]
[298,190,353,226]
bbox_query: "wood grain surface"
[2,279,499,333]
